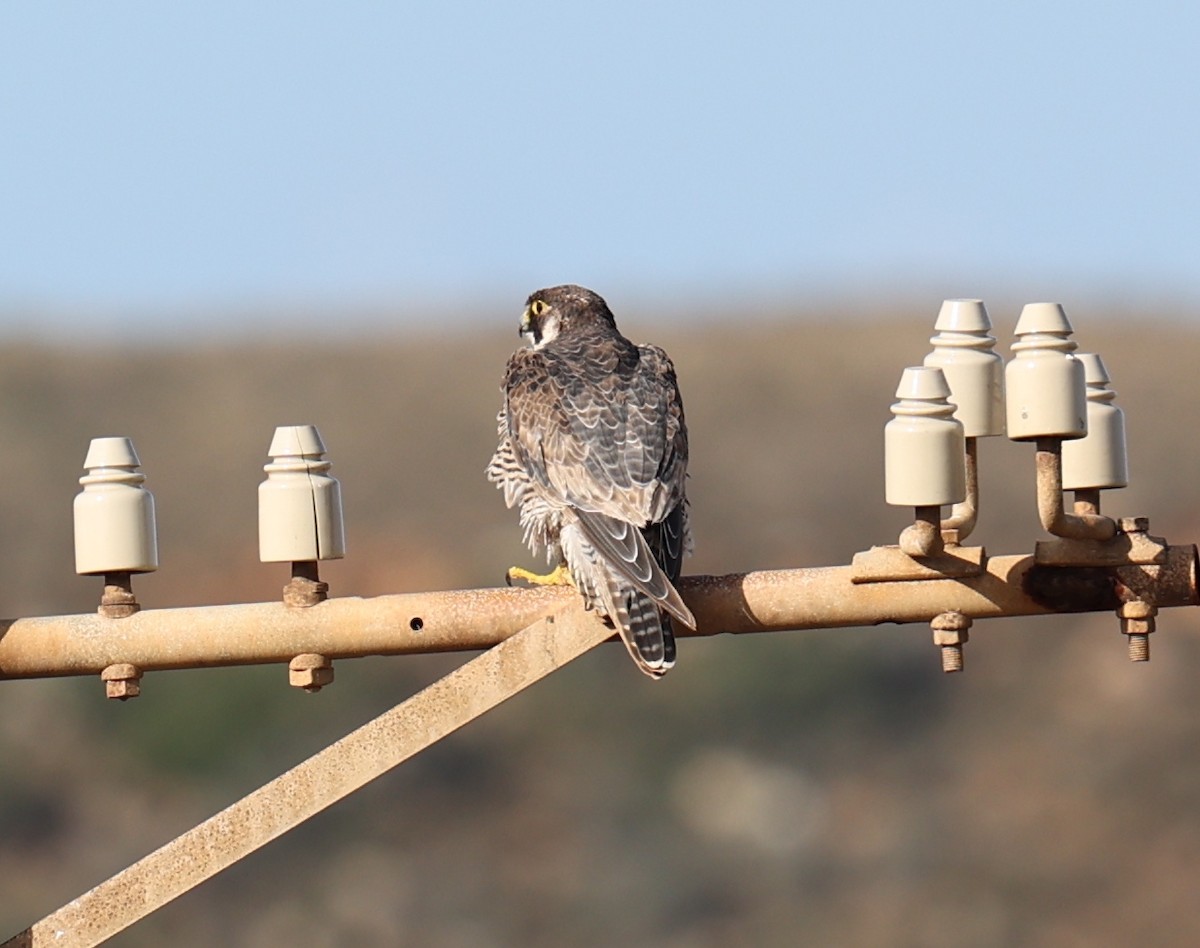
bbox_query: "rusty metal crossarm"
[0,552,1195,682]
[2,603,613,948]
[2,546,1196,946]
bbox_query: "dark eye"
[530,300,546,316]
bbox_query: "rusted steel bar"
[2,604,613,948]
[3,547,1197,945]
[0,548,1195,681]
[1035,437,1117,541]
[941,436,979,545]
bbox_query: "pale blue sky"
[1,1,1197,330]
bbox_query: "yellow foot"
[505,564,576,588]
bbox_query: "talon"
[505,564,576,588]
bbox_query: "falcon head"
[519,285,617,349]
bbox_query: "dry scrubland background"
[0,303,1199,946]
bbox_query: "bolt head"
[1121,617,1154,636]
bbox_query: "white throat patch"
[526,311,561,349]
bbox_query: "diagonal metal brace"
[3,603,612,948]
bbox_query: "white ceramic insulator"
[74,437,159,575]
[1005,302,1087,441]
[259,425,346,563]
[922,299,1005,438]
[885,366,967,507]
[1061,352,1129,490]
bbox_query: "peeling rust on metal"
[1021,545,1197,614]
[1022,565,1118,612]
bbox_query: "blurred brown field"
[1,299,1199,946]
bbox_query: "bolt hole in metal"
[410,617,424,632]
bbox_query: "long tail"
[573,510,694,630]
[612,587,676,679]
[560,511,686,678]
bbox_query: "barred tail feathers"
[556,517,674,678]
[612,586,676,679]
[573,509,694,630]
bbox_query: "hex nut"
[101,663,142,701]
[933,628,969,647]
[283,575,329,608]
[1121,617,1154,636]
[931,611,971,646]
[1117,600,1155,620]
[289,653,334,692]
[931,611,971,631]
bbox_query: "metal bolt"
[1127,633,1150,662]
[289,653,334,693]
[283,561,329,608]
[99,571,140,619]
[101,663,142,700]
[1117,600,1156,662]
[931,611,971,674]
[939,642,964,673]
[1117,600,1154,620]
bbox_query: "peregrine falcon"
[487,285,694,677]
